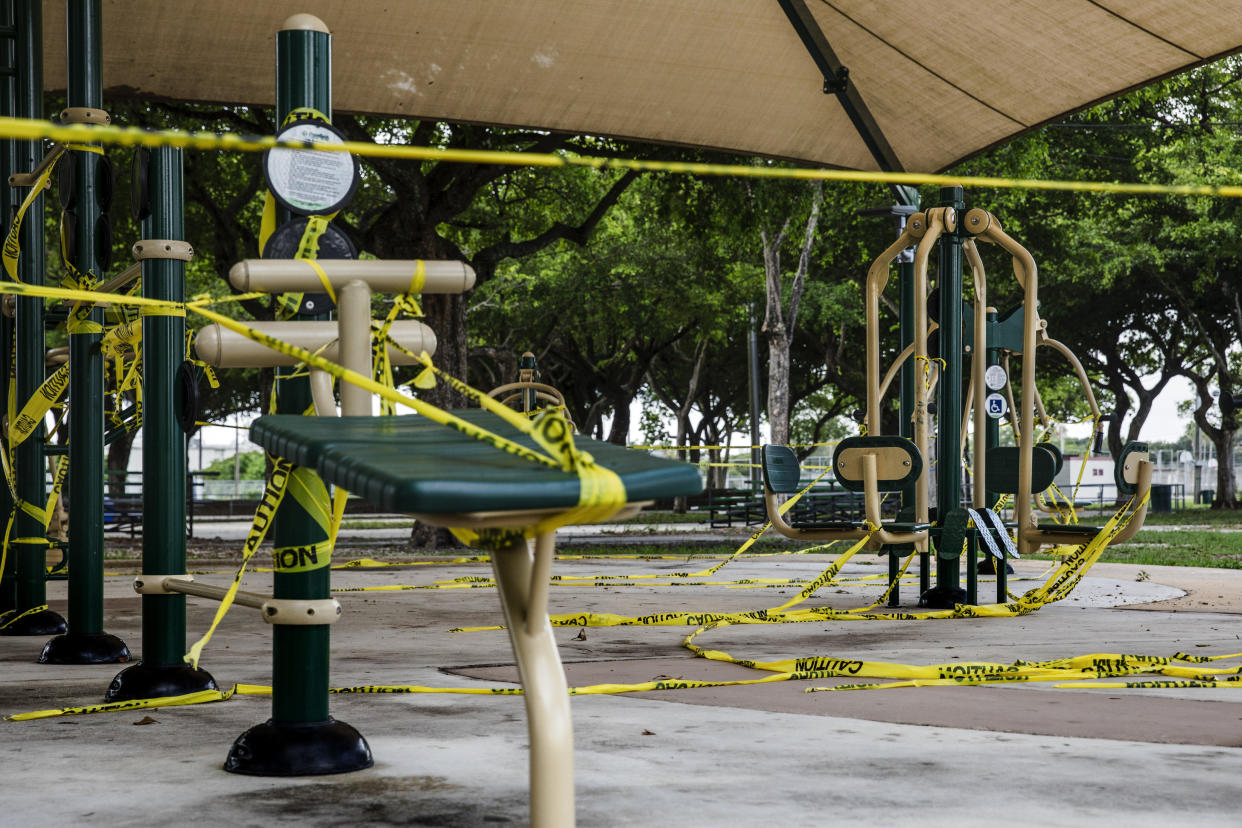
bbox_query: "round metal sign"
[263,119,359,216]
[984,364,1007,391]
[984,392,1008,419]
[263,217,357,316]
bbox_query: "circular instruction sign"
[984,364,1007,391]
[984,392,1008,419]
[263,120,359,215]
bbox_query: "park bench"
[705,488,763,528]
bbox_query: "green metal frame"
[925,186,966,607]
[141,148,188,665]
[0,1,14,617]
[270,18,333,728]
[39,0,127,662]
[1,0,66,638]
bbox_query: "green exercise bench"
[250,410,702,828]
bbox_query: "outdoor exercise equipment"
[487,351,574,427]
[960,209,1152,557]
[762,439,928,545]
[762,192,1153,608]
[193,250,466,774]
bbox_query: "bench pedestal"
[491,531,574,828]
[38,631,130,664]
[226,718,373,776]
[105,662,218,703]
[0,607,67,637]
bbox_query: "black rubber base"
[38,631,131,664]
[976,558,1016,576]
[918,585,968,609]
[105,661,218,702]
[226,718,373,776]
[0,608,67,637]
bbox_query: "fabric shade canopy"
[39,0,1242,172]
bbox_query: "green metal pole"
[985,309,1008,599]
[926,185,966,607]
[0,0,17,618]
[106,147,216,699]
[226,13,369,776]
[271,12,331,728]
[41,0,128,662]
[2,0,65,637]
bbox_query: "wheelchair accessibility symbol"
[985,392,1008,419]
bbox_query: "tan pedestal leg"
[490,531,574,828]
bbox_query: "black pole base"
[976,558,1015,576]
[225,718,373,776]
[0,608,68,637]
[38,631,131,664]
[105,661,218,702]
[918,585,968,609]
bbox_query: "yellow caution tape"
[2,116,1242,200]
[6,685,237,721]
[183,456,293,669]
[8,363,68,447]
[13,647,1241,721]
[0,603,49,631]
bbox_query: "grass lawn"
[334,505,1241,570]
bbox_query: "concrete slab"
[4,546,1242,826]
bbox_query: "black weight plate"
[59,210,76,269]
[131,147,150,223]
[95,155,114,212]
[95,214,113,272]
[263,218,357,317]
[58,160,76,211]
[176,361,200,434]
[263,218,357,260]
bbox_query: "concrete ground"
[4,533,1242,827]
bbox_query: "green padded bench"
[252,410,702,513]
[250,410,702,828]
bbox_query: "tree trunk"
[409,522,462,551]
[606,392,631,444]
[767,325,791,446]
[421,293,470,409]
[1211,426,1238,508]
[106,429,136,497]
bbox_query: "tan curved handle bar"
[1041,336,1100,422]
[487,381,567,411]
[877,322,939,403]
[498,391,565,409]
[966,209,1042,554]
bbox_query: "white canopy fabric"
[40,1,1242,172]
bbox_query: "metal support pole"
[40,0,128,663]
[226,13,370,776]
[747,305,762,489]
[106,147,216,699]
[0,0,64,637]
[984,309,1009,597]
[896,211,920,605]
[921,186,967,608]
[0,0,19,619]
